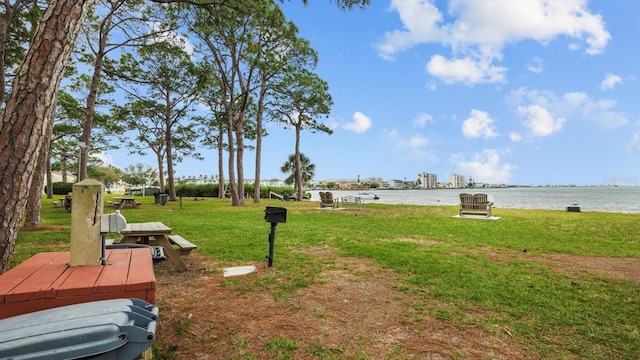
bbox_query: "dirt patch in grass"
[154,252,532,359]
[153,248,638,359]
[483,248,640,285]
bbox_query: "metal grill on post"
[264,207,287,267]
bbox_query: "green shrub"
[174,183,301,198]
[51,182,74,195]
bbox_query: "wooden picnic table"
[114,197,139,209]
[0,249,156,320]
[119,222,188,271]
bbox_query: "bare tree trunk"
[0,0,94,273]
[25,118,53,228]
[217,130,225,199]
[46,157,53,198]
[226,112,239,205]
[165,116,177,201]
[78,45,106,181]
[156,153,165,193]
[253,78,267,204]
[234,118,245,205]
[294,126,303,201]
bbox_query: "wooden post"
[70,179,103,266]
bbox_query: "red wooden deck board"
[0,249,156,320]
[126,248,156,292]
[0,253,62,303]
[4,253,70,302]
[93,249,131,294]
[50,263,103,298]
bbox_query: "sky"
[104,0,640,186]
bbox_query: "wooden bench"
[319,192,339,208]
[341,195,363,209]
[168,235,197,255]
[459,193,492,218]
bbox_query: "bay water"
[308,187,640,213]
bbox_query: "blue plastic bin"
[0,298,158,360]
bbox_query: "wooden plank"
[0,253,62,303]
[168,235,197,250]
[4,253,69,302]
[126,249,156,303]
[51,263,103,298]
[0,250,157,319]
[154,236,189,272]
[93,250,130,294]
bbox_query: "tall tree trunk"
[217,130,225,199]
[166,128,176,201]
[226,112,239,205]
[46,156,53,198]
[294,126,303,201]
[234,117,245,205]
[78,46,106,181]
[25,117,53,227]
[156,153,165,193]
[0,3,16,106]
[0,0,94,273]
[253,78,267,204]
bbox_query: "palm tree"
[280,153,315,200]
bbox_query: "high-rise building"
[449,174,466,188]
[418,172,438,189]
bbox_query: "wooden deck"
[0,248,156,320]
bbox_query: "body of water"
[308,187,640,213]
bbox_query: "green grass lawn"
[13,194,640,359]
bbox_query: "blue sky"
[105,0,640,186]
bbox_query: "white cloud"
[527,57,544,74]
[413,113,434,127]
[426,55,506,85]
[95,153,115,166]
[377,0,610,85]
[462,109,498,138]
[407,134,429,149]
[325,117,340,130]
[385,128,437,163]
[601,73,622,90]
[509,132,523,142]
[151,22,195,56]
[626,132,640,153]
[452,149,515,184]
[510,87,628,131]
[517,104,566,137]
[377,0,445,61]
[342,111,372,133]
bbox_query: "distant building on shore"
[418,173,438,189]
[449,174,466,189]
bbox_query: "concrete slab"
[453,215,501,220]
[223,265,256,277]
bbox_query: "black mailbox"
[264,206,287,223]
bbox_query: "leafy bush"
[52,182,74,195]
[173,184,302,198]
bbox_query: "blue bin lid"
[0,298,158,360]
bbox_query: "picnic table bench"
[459,193,492,217]
[341,195,364,209]
[120,222,188,271]
[168,235,197,255]
[110,197,140,209]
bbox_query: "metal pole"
[267,222,276,267]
